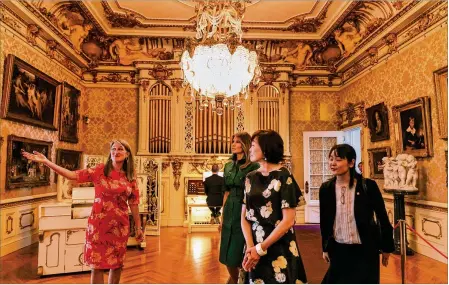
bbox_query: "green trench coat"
[219,159,259,267]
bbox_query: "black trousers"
[322,239,380,284]
[208,207,221,218]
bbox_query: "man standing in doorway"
[204,164,224,224]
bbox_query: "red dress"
[75,163,139,269]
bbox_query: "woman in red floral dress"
[22,139,143,284]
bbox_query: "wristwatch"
[255,243,267,256]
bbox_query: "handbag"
[361,178,382,252]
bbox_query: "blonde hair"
[231,132,252,169]
[104,139,135,181]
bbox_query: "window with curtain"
[148,83,172,153]
[257,85,280,132]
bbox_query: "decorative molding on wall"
[0,194,56,209]
[383,197,448,213]
[171,158,183,191]
[184,102,194,153]
[19,211,35,230]
[422,217,443,239]
[6,216,14,234]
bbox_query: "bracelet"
[255,243,267,256]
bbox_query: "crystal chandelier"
[181,0,261,115]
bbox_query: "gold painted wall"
[290,91,340,188]
[339,26,448,203]
[80,88,138,156]
[0,31,84,201]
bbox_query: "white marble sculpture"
[383,153,419,191]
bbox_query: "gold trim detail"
[19,211,35,230]
[422,218,443,239]
[6,216,13,235]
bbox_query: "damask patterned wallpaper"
[289,91,340,187]
[0,32,84,201]
[80,88,138,156]
[339,26,448,203]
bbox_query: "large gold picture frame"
[433,66,448,139]
[392,97,433,158]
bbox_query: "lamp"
[181,0,261,115]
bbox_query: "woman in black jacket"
[319,144,394,284]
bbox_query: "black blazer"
[203,174,225,207]
[319,177,394,253]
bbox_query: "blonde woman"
[219,132,259,283]
[22,139,143,284]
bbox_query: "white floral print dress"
[244,167,307,284]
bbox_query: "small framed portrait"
[368,147,391,179]
[59,82,80,143]
[433,66,448,139]
[1,55,61,130]
[55,149,82,182]
[392,97,433,158]
[6,135,52,189]
[366,102,390,142]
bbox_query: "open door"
[303,131,344,223]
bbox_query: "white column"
[137,74,150,155]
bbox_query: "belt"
[229,188,243,198]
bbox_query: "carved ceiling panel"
[1,0,445,88]
[92,0,341,36]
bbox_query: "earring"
[264,157,267,161]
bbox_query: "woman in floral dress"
[22,139,143,284]
[241,130,307,284]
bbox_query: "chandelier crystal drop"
[181,0,261,114]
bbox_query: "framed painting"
[1,54,61,130]
[366,102,390,142]
[392,97,433,158]
[59,82,80,143]
[433,66,448,139]
[55,149,82,182]
[6,135,52,189]
[368,147,391,179]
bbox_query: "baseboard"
[0,232,38,257]
[409,239,448,264]
[167,218,184,227]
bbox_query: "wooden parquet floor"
[0,226,447,284]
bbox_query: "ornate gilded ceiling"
[88,0,344,38]
[0,0,447,88]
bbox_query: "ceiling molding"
[1,0,445,90]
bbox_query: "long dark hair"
[328,143,360,188]
[231,132,252,169]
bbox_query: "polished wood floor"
[0,226,447,284]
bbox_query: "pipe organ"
[257,85,280,132]
[149,83,172,153]
[135,62,292,228]
[195,99,235,154]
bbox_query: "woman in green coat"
[219,132,259,283]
